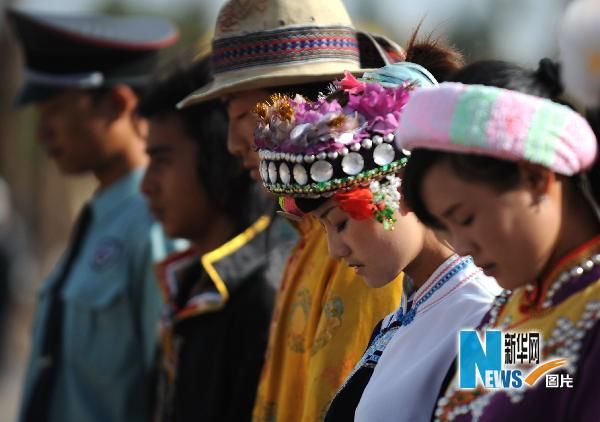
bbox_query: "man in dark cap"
[6,8,179,422]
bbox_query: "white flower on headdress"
[369,175,402,230]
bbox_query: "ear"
[398,194,412,216]
[518,162,556,200]
[98,84,139,122]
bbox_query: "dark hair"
[402,150,522,229]
[450,58,564,102]
[138,56,258,232]
[403,58,600,228]
[403,28,465,83]
[294,30,465,214]
[586,108,600,139]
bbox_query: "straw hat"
[179,0,403,107]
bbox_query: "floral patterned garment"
[435,235,600,422]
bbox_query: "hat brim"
[177,61,374,108]
[177,28,406,107]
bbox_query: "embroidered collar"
[479,234,600,331]
[157,215,283,321]
[520,234,600,313]
[437,237,600,422]
[334,254,477,397]
[388,254,472,328]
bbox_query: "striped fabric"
[395,82,597,175]
[212,25,360,74]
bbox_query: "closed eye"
[335,219,347,233]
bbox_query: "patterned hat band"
[258,132,409,197]
[212,25,360,75]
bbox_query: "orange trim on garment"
[538,233,600,303]
[497,233,600,330]
[501,307,549,331]
[541,234,600,285]
[174,295,224,321]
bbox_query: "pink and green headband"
[395,82,597,175]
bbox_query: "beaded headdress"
[256,62,438,229]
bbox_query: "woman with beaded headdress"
[397,67,600,419]
[255,51,502,420]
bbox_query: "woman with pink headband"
[398,82,600,421]
[255,53,501,421]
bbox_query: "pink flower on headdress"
[369,113,400,135]
[292,98,343,125]
[282,98,359,153]
[254,81,412,153]
[346,83,410,134]
[339,71,366,94]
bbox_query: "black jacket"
[155,215,296,422]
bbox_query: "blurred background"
[0,0,570,419]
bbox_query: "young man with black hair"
[139,57,295,422]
